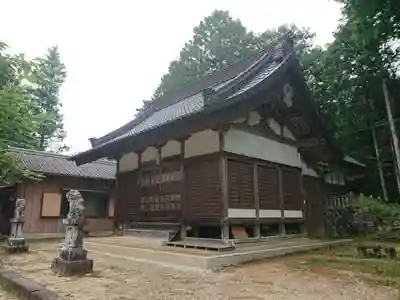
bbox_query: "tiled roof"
[73,39,294,164]
[9,147,116,180]
[90,51,267,148]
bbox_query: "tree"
[146,8,399,199]
[30,46,68,152]
[152,11,315,101]
[152,10,260,100]
[0,42,44,183]
[307,1,400,199]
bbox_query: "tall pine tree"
[31,46,68,152]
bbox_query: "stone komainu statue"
[14,198,26,219]
[52,189,93,275]
[65,189,85,226]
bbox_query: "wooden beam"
[296,137,321,148]
[278,167,285,235]
[157,146,162,200]
[113,157,121,231]
[137,151,142,222]
[219,128,229,239]
[179,137,187,227]
[253,163,260,238]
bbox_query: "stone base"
[51,257,93,276]
[0,244,29,254]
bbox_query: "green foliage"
[0,42,66,184]
[146,7,400,200]
[152,10,260,100]
[150,10,314,102]
[355,195,400,225]
[30,46,68,152]
[301,244,400,286]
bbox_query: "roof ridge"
[8,146,115,166]
[8,146,70,158]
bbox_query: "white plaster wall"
[119,152,138,173]
[284,210,303,218]
[224,129,301,168]
[247,111,262,126]
[259,209,281,218]
[142,146,158,163]
[283,126,296,140]
[268,118,281,135]
[228,209,256,218]
[301,159,319,178]
[185,129,220,158]
[162,140,181,158]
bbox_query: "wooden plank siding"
[282,168,302,211]
[20,176,114,234]
[227,159,254,209]
[117,170,139,224]
[184,154,222,223]
[258,165,280,210]
[303,175,325,237]
[138,155,182,223]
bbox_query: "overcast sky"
[0,0,342,154]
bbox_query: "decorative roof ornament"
[282,83,293,108]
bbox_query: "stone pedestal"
[51,257,93,276]
[51,190,93,276]
[1,199,29,254]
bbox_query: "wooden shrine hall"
[71,38,359,242]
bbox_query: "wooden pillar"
[253,164,260,238]
[278,167,285,235]
[156,146,162,197]
[299,170,306,235]
[219,127,229,240]
[137,151,142,223]
[113,158,121,231]
[179,138,187,239]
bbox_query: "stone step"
[123,228,175,240]
[85,241,207,270]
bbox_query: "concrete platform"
[85,236,350,271]
[165,237,235,252]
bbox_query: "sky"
[0,0,342,154]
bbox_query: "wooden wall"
[282,167,302,211]
[225,153,303,223]
[19,176,114,234]
[303,175,325,237]
[117,170,139,224]
[227,159,254,209]
[184,154,222,223]
[258,165,280,210]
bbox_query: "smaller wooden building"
[0,147,116,237]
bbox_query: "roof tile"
[9,147,115,180]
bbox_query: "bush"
[325,195,400,238]
[355,195,400,226]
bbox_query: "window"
[41,193,62,217]
[61,190,110,218]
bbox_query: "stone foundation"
[51,257,93,276]
[0,244,29,254]
[1,238,29,254]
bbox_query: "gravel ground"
[0,240,398,300]
[0,286,17,300]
